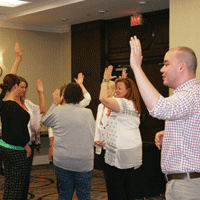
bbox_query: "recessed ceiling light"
[139,1,147,5]
[0,0,30,8]
[61,18,69,22]
[99,10,108,14]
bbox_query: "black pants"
[105,163,138,200]
[21,144,34,200]
[98,149,109,188]
[0,146,28,200]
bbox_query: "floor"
[0,164,165,199]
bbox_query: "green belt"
[0,139,25,150]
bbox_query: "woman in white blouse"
[94,80,115,187]
[99,65,142,200]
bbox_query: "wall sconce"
[0,67,2,76]
[0,52,4,76]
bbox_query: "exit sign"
[131,14,142,26]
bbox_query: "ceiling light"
[61,18,69,22]
[0,0,30,8]
[139,1,147,5]
[99,10,108,14]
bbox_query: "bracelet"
[102,78,109,82]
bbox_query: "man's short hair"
[175,47,197,74]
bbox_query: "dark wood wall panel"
[71,20,106,118]
[106,9,169,64]
[71,9,169,142]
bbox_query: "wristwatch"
[102,78,109,82]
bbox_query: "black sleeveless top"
[0,100,30,147]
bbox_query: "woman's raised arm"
[10,43,22,74]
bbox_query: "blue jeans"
[53,164,92,200]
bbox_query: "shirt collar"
[173,78,199,94]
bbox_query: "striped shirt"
[149,78,200,174]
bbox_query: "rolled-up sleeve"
[149,91,193,120]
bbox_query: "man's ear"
[179,62,187,72]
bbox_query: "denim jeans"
[53,164,92,200]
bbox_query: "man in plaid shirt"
[129,36,200,200]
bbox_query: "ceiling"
[0,0,169,33]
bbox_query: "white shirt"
[94,103,111,154]
[25,99,42,144]
[105,98,142,169]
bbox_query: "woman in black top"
[0,74,31,200]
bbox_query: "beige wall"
[1,2,200,112]
[0,28,71,115]
[170,0,200,94]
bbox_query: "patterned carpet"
[0,164,165,199]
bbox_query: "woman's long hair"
[115,78,141,114]
[0,74,20,100]
[18,76,28,104]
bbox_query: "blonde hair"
[108,81,115,91]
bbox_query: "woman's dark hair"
[18,76,28,88]
[0,74,20,100]
[63,83,83,104]
[18,76,28,104]
[115,77,141,114]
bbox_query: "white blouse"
[105,98,142,169]
[25,99,42,144]
[94,103,111,154]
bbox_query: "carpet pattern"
[0,164,165,199]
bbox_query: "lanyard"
[100,106,112,125]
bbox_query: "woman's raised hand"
[37,79,44,93]
[10,43,23,74]
[53,89,62,105]
[15,43,22,59]
[103,65,116,80]
[120,69,128,78]
[74,72,84,85]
